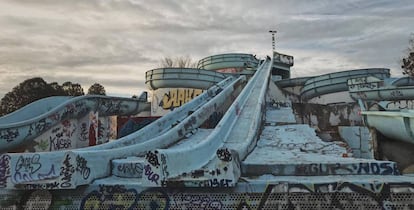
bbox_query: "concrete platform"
[242,124,399,176]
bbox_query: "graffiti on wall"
[0,128,19,143]
[98,99,121,114]
[80,185,138,209]
[79,122,89,142]
[171,192,223,209]
[12,154,58,184]
[151,88,203,116]
[88,112,98,147]
[31,111,107,152]
[273,52,294,66]
[0,97,124,150]
[115,162,143,178]
[60,154,75,188]
[0,155,10,188]
[294,162,399,176]
[255,182,414,209]
[50,121,74,151]
[76,155,90,180]
[384,100,414,110]
[159,89,203,110]
[1,181,414,209]
[293,103,363,132]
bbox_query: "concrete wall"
[292,102,363,134]
[338,126,375,159]
[278,86,302,103]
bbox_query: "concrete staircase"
[242,102,400,177]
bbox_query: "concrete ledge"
[112,157,145,178]
[242,160,400,176]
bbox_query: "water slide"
[3,74,247,189]
[145,68,227,90]
[3,54,414,208]
[349,76,414,144]
[0,93,150,152]
[0,68,228,153]
[142,58,273,187]
[349,76,414,101]
[362,110,414,144]
[197,53,260,71]
[301,68,390,101]
[141,58,402,188]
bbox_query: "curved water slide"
[362,110,414,144]
[349,76,414,144]
[142,58,273,187]
[4,75,247,189]
[301,68,390,101]
[86,70,233,151]
[275,76,313,88]
[0,93,150,152]
[349,76,414,101]
[197,53,260,71]
[145,68,227,90]
[391,77,414,87]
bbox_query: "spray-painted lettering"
[160,89,203,110]
[144,164,160,184]
[0,155,11,188]
[60,154,75,188]
[76,155,90,180]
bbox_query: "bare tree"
[402,33,414,77]
[159,55,197,68]
[160,57,174,68]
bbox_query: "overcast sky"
[0,0,413,98]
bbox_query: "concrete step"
[111,156,145,178]
[265,105,297,125]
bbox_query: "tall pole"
[269,30,277,51]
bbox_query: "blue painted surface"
[197,53,260,71]
[301,68,390,100]
[0,94,150,152]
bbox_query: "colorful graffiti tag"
[151,88,204,116]
[159,89,203,110]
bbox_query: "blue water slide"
[145,68,227,90]
[301,68,390,101]
[197,53,259,71]
[0,93,150,152]
[4,75,246,189]
[141,58,273,187]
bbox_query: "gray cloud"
[0,0,413,98]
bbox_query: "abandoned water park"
[2,51,414,209]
